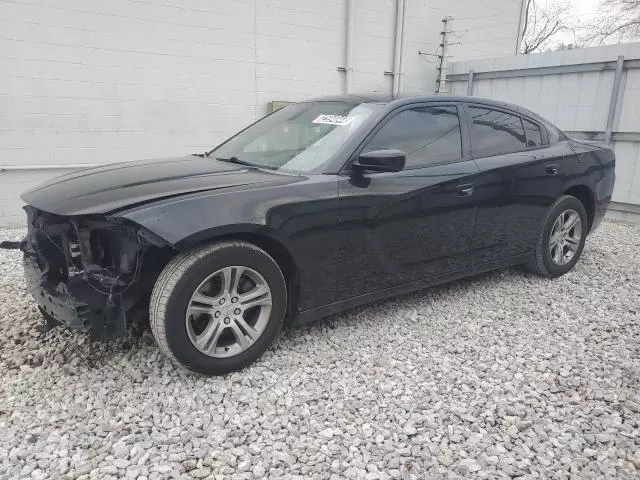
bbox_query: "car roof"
[307,93,545,122]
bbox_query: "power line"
[423,3,520,18]
[453,20,519,32]
[420,13,513,93]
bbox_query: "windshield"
[210,101,381,173]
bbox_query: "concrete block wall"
[0,0,523,225]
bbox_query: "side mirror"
[353,149,406,173]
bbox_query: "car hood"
[21,156,291,216]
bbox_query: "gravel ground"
[1,221,639,480]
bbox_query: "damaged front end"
[19,206,173,338]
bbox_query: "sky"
[569,0,601,20]
[537,0,607,47]
[537,0,601,18]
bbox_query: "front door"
[334,103,480,302]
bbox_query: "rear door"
[464,104,564,264]
[334,103,480,300]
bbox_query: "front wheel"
[525,195,588,277]
[150,241,287,375]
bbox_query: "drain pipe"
[344,0,355,93]
[392,0,406,98]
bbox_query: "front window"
[363,106,462,168]
[211,101,380,173]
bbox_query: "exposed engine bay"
[13,206,173,337]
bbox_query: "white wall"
[0,0,523,225]
[401,0,523,93]
[449,43,640,210]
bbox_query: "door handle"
[545,164,559,176]
[456,183,474,197]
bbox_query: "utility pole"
[435,16,453,93]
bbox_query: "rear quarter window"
[545,123,565,144]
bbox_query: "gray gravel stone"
[319,428,334,439]
[112,442,129,459]
[1,221,639,480]
[458,458,481,474]
[252,462,266,478]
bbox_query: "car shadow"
[281,266,527,337]
[12,264,547,378]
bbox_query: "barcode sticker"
[312,114,354,126]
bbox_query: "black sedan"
[12,95,615,374]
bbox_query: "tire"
[150,241,287,375]
[525,195,588,277]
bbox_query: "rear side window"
[468,107,526,157]
[523,119,543,147]
[364,105,462,168]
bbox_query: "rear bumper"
[590,164,615,233]
[591,199,609,232]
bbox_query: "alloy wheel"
[185,266,272,358]
[549,209,582,266]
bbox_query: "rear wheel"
[525,195,587,277]
[150,241,286,375]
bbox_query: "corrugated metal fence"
[447,43,640,221]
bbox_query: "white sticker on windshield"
[312,114,354,126]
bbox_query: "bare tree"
[555,41,582,50]
[588,0,640,42]
[521,0,575,53]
